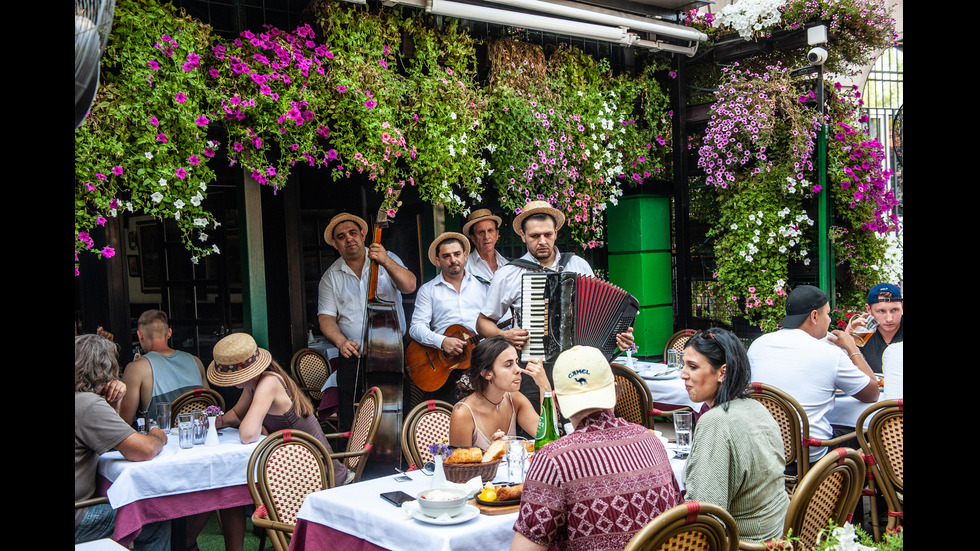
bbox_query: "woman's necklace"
[480,392,504,411]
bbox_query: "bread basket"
[442,459,501,483]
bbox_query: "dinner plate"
[476,483,521,507]
[409,504,480,525]
[639,367,680,380]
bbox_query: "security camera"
[807,47,828,66]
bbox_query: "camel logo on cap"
[568,369,590,386]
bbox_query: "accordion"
[520,272,639,363]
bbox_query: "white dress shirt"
[465,249,509,285]
[317,248,408,342]
[409,270,487,349]
[480,248,594,322]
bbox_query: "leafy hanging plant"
[485,41,670,248]
[74,0,219,275]
[211,23,336,190]
[401,15,490,217]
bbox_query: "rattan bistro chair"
[856,399,903,541]
[745,383,855,494]
[247,429,337,551]
[169,388,226,425]
[400,399,453,469]
[624,502,739,551]
[663,329,698,361]
[323,386,383,484]
[290,348,332,405]
[612,363,693,431]
[737,448,865,551]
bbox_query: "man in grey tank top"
[119,310,208,426]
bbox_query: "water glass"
[672,411,693,459]
[192,411,208,445]
[502,436,527,482]
[666,349,683,370]
[156,403,171,435]
[177,413,195,449]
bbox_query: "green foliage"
[75,0,219,274]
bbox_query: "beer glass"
[851,315,878,347]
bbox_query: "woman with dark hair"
[681,328,789,543]
[449,336,551,448]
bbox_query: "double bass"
[358,201,406,472]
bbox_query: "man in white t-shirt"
[748,285,879,463]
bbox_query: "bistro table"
[96,427,260,547]
[614,358,707,415]
[290,442,688,551]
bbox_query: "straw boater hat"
[207,333,273,387]
[461,209,503,237]
[427,232,471,266]
[512,200,565,234]
[323,213,369,244]
[552,346,616,418]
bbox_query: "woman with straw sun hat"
[208,333,348,486]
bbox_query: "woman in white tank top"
[449,336,551,449]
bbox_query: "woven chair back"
[663,329,697,361]
[612,363,654,429]
[856,399,903,537]
[342,386,383,482]
[624,501,739,551]
[247,429,336,551]
[746,382,808,488]
[290,348,332,403]
[169,388,226,426]
[400,400,453,468]
[785,448,865,550]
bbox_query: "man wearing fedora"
[462,208,509,285]
[747,285,879,464]
[510,346,679,551]
[475,201,633,411]
[409,232,487,403]
[844,282,903,374]
[317,212,417,431]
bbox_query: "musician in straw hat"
[462,208,508,285]
[409,232,487,403]
[317,212,416,431]
[475,201,633,410]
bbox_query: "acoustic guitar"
[405,324,479,392]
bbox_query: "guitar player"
[408,232,488,404]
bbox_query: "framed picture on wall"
[137,221,163,292]
[128,255,140,278]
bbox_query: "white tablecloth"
[97,428,260,508]
[296,467,517,551]
[614,359,705,411]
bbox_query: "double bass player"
[317,212,416,432]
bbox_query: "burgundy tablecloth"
[290,519,388,551]
[96,476,252,547]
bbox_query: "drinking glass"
[192,411,207,445]
[177,413,195,449]
[666,349,682,370]
[672,411,693,459]
[851,315,878,347]
[501,436,527,482]
[156,403,171,435]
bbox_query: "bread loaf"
[496,483,523,501]
[482,440,506,463]
[444,446,483,464]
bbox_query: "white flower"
[778,245,787,253]
[199,182,207,191]
[125,202,134,212]
[730,223,738,230]
[190,256,199,265]
[190,193,203,207]
[158,178,168,187]
[213,221,221,229]
[144,151,153,159]
[213,244,221,254]
[150,192,164,203]
[193,218,208,227]
[745,255,753,262]
[199,232,209,242]
[174,210,180,220]
[174,199,185,210]
[449,112,457,120]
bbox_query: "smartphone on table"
[380,491,416,507]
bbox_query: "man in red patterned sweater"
[511,346,680,551]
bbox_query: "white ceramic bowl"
[416,487,469,518]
